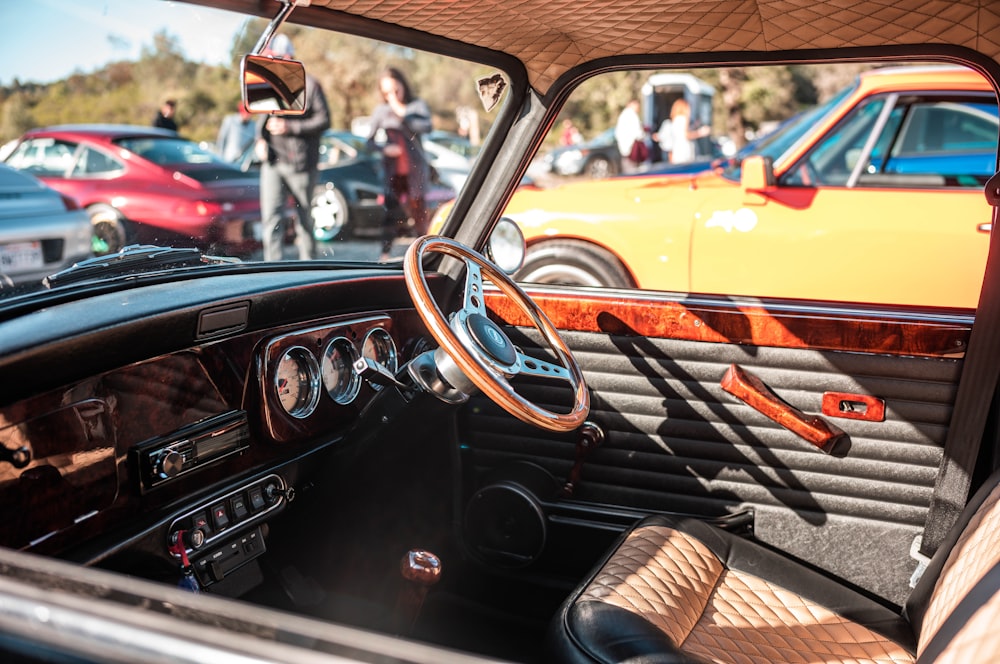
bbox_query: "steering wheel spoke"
[404,235,589,432]
[515,349,571,382]
[461,259,487,317]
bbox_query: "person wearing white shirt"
[668,98,711,164]
[614,99,645,173]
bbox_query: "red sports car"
[4,124,262,257]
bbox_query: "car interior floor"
[240,430,566,663]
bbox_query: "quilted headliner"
[311,0,1000,91]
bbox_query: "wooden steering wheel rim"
[404,235,589,432]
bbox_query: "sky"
[0,0,251,86]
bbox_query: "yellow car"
[495,66,997,309]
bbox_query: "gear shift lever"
[394,549,441,633]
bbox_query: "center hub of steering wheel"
[466,313,518,366]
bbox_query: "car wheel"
[585,156,617,179]
[517,240,634,288]
[312,185,350,242]
[88,204,129,255]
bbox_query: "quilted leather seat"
[548,469,1000,663]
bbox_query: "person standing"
[668,98,711,164]
[153,99,178,131]
[256,34,331,261]
[656,116,673,163]
[559,118,582,146]
[366,67,432,261]
[216,104,258,163]
[614,99,645,173]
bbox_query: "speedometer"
[361,328,398,389]
[273,346,321,418]
[322,336,361,405]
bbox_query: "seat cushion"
[549,514,916,664]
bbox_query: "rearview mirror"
[241,54,306,115]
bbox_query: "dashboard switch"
[242,530,263,555]
[231,494,249,521]
[249,487,266,512]
[191,511,211,536]
[211,503,230,530]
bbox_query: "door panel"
[690,186,989,308]
[456,289,971,606]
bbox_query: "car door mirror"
[241,54,307,115]
[486,217,526,274]
[741,155,776,192]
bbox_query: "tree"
[0,19,879,157]
[0,92,34,140]
[718,68,748,150]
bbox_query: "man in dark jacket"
[153,99,178,131]
[257,35,331,261]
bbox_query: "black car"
[239,130,384,241]
[541,127,621,178]
[240,130,455,241]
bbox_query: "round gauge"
[362,328,398,388]
[273,346,321,419]
[322,336,361,405]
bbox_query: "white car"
[0,163,92,288]
[421,136,473,191]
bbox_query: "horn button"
[466,313,518,366]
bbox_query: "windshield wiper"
[44,245,240,289]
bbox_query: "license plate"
[0,242,44,274]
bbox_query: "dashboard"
[0,268,438,590]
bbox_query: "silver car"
[0,163,92,288]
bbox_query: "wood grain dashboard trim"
[485,289,971,358]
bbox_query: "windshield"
[0,1,500,300]
[720,79,858,181]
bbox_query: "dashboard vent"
[197,301,249,339]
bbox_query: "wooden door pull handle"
[721,364,846,453]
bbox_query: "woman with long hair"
[668,97,711,164]
[367,67,433,260]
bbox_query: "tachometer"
[322,336,361,405]
[361,328,398,389]
[273,346,321,418]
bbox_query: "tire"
[312,185,351,242]
[517,240,634,288]
[88,204,129,255]
[585,156,618,179]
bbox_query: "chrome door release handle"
[978,223,992,233]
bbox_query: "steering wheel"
[404,235,589,433]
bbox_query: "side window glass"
[507,63,995,309]
[70,147,122,177]
[7,139,77,177]
[787,97,887,186]
[885,100,998,186]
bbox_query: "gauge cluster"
[259,314,404,442]
[274,347,322,418]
